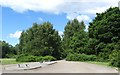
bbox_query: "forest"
[1,7,120,68]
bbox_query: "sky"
[0,0,119,46]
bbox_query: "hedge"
[66,53,97,61]
[16,54,56,62]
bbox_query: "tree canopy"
[62,19,88,56]
[18,22,62,59]
[0,41,17,58]
[88,7,120,67]
[89,7,120,43]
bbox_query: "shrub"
[66,53,97,61]
[97,53,109,62]
[66,53,77,61]
[16,54,56,62]
[35,56,43,62]
[16,54,26,62]
[6,54,17,58]
[43,56,56,61]
[16,54,36,62]
[109,50,120,67]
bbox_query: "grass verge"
[0,58,25,65]
[86,61,109,66]
[85,61,118,69]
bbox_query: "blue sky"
[2,7,68,46]
[0,0,119,46]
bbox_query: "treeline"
[0,41,17,58]
[1,7,120,67]
[64,7,120,67]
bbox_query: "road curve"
[3,60,118,73]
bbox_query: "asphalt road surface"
[3,60,118,73]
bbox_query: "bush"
[97,53,109,62]
[42,56,56,61]
[16,54,36,62]
[66,53,97,61]
[35,56,43,62]
[16,54,56,62]
[35,56,56,61]
[109,50,120,67]
[6,54,17,58]
[66,53,78,61]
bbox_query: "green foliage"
[42,56,56,61]
[16,54,56,62]
[66,53,97,61]
[88,7,120,67]
[64,7,120,68]
[97,43,115,62]
[16,54,36,62]
[109,50,119,67]
[86,38,98,55]
[0,41,17,58]
[35,56,44,62]
[109,41,120,67]
[19,22,62,59]
[36,56,56,62]
[89,7,120,43]
[63,19,88,56]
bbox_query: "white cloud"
[0,0,64,13]
[9,30,22,39]
[0,0,119,14]
[66,12,79,20]
[67,14,92,31]
[0,0,119,19]
[58,31,63,38]
[1,0,118,22]
[0,0,119,31]
[85,24,89,32]
[67,14,92,22]
[85,6,110,14]
[77,15,92,22]
[38,17,43,21]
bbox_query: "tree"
[88,7,120,62]
[0,41,17,58]
[19,22,62,59]
[109,41,120,67]
[86,38,98,55]
[69,31,88,54]
[89,7,120,43]
[63,19,88,56]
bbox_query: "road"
[2,60,118,73]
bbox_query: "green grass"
[86,61,110,66]
[85,61,118,69]
[0,58,25,65]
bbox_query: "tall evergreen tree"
[63,19,88,56]
[89,7,120,62]
[19,22,62,59]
